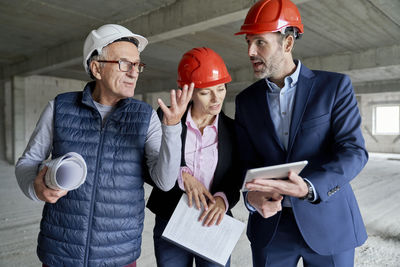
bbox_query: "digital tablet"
[241,160,308,191]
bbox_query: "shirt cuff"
[29,181,42,202]
[213,192,229,212]
[244,192,257,213]
[304,178,318,202]
[178,166,192,191]
[161,122,182,133]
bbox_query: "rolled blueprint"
[41,152,87,190]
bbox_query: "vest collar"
[81,81,134,112]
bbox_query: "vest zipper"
[83,119,107,266]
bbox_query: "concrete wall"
[23,76,87,145]
[4,75,399,164]
[10,75,87,163]
[359,92,400,153]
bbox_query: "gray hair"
[87,37,139,80]
[277,27,301,50]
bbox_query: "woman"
[146,47,242,267]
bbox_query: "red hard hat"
[177,47,232,88]
[235,0,304,35]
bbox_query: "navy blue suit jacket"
[235,64,368,255]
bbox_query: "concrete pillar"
[0,82,5,160]
[4,81,13,163]
[12,76,26,164]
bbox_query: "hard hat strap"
[280,27,302,40]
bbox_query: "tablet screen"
[241,160,308,191]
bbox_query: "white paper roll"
[41,152,87,190]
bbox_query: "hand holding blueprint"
[41,152,87,190]
[162,194,245,266]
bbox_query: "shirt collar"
[266,60,302,92]
[186,107,219,132]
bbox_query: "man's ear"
[284,35,294,53]
[90,60,102,80]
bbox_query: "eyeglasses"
[97,59,146,73]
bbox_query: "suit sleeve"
[304,75,368,202]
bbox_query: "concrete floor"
[1,154,399,267]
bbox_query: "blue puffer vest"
[37,82,153,266]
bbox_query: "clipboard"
[241,160,308,191]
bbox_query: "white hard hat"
[83,24,148,75]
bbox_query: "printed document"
[162,194,245,266]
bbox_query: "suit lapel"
[213,113,229,190]
[287,65,315,154]
[179,107,189,166]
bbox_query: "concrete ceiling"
[1,0,400,94]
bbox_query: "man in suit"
[234,0,368,266]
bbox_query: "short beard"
[254,69,268,79]
[253,62,277,79]
[251,53,284,80]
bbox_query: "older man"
[15,24,193,266]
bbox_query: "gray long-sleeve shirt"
[15,100,181,201]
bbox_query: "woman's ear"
[90,61,102,80]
